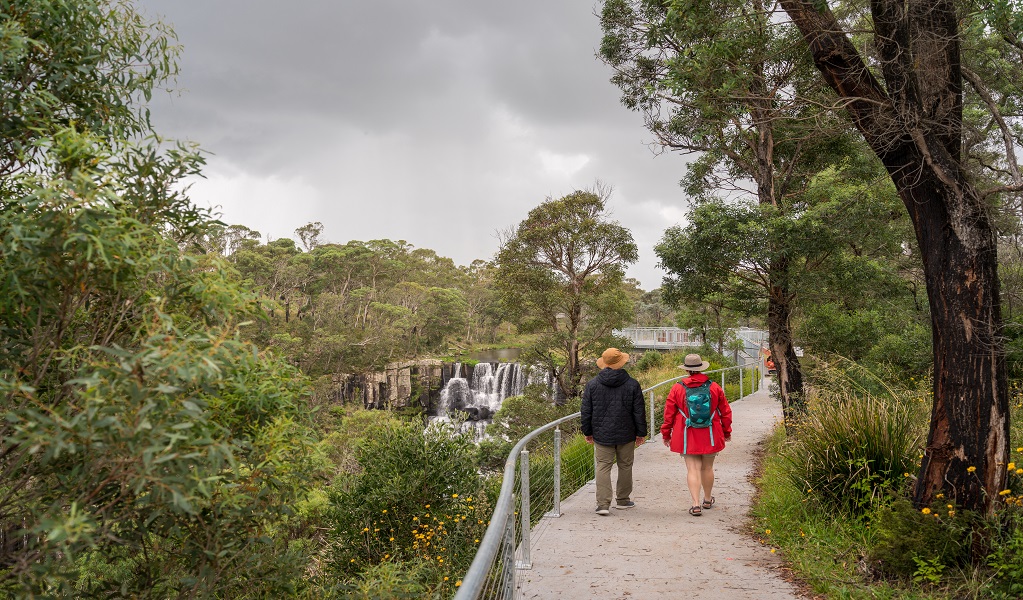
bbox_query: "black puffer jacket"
[581,368,647,445]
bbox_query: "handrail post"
[548,428,562,517]
[648,390,655,439]
[502,510,516,596]
[740,365,744,398]
[517,450,532,569]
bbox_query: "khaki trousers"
[594,441,636,509]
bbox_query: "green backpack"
[679,381,715,453]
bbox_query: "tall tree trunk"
[767,260,804,425]
[778,0,1009,514]
[751,64,806,416]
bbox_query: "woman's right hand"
[662,438,670,448]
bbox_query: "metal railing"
[454,363,765,599]
[615,326,768,350]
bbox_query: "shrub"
[867,499,972,580]
[784,394,922,516]
[487,390,581,442]
[987,512,1023,599]
[327,419,490,594]
[476,437,514,474]
[635,351,665,371]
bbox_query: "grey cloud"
[137,0,691,289]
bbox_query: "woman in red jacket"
[661,353,732,516]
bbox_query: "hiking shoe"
[596,507,610,516]
[702,496,715,509]
[616,501,636,510]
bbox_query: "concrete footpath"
[515,381,804,599]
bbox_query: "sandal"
[688,505,702,516]
[702,497,715,510]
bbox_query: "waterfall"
[436,362,536,421]
[438,377,472,418]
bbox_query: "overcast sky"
[137,0,693,290]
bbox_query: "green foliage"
[0,154,321,595]
[495,187,637,399]
[987,512,1023,598]
[784,391,922,516]
[227,235,487,374]
[487,387,582,442]
[559,433,596,499]
[475,437,514,474]
[327,419,490,594]
[0,8,322,589]
[0,0,179,180]
[341,561,431,599]
[911,556,946,586]
[868,500,972,580]
[751,371,1023,598]
[635,351,665,371]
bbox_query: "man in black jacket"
[581,347,647,515]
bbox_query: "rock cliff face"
[333,360,458,412]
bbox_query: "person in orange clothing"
[661,353,732,516]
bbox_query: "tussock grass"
[751,359,1023,599]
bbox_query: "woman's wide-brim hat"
[597,347,630,369]
[679,353,710,371]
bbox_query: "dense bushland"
[752,364,1023,599]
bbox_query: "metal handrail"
[454,412,581,597]
[454,362,764,599]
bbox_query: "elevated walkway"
[515,381,801,599]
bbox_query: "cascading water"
[436,362,531,421]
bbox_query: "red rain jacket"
[661,373,732,455]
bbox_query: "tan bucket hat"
[597,347,630,369]
[679,353,710,371]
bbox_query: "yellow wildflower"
[921,508,932,515]
[935,493,944,499]
[1008,462,1016,470]
[765,529,771,535]
[999,489,1012,496]
[456,581,462,587]
[967,466,977,473]
[453,494,459,498]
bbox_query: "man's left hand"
[635,436,645,447]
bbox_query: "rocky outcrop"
[334,360,449,411]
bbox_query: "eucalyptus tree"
[776,0,1022,513]
[0,1,319,593]
[495,189,638,400]
[601,0,856,415]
